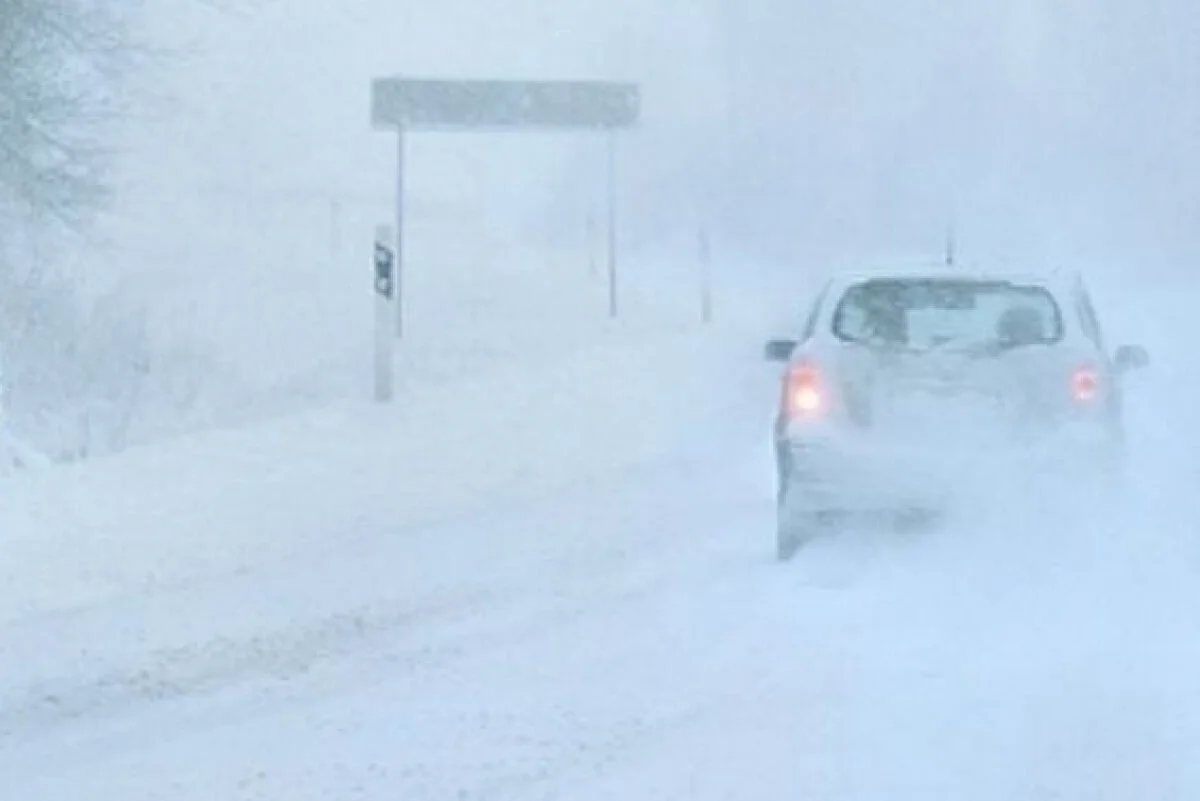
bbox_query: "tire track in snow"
[0,441,775,752]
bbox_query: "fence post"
[699,226,713,324]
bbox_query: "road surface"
[2,382,1199,800]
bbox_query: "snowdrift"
[0,326,763,624]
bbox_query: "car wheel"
[775,482,836,562]
[776,510,843,562]
[776,522,802,562]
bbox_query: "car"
[763,264,1149,561]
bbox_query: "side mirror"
[1114,344,1149,373]
[764,339,798,362]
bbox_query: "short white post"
[373,224,395,403]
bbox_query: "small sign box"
[374,239,394,299]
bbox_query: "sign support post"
[395,129,406,338]
[586,211,597,277]
[605,129,618,318]
[698,226,713,324]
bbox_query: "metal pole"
[329,198,341,270]
[395,128,407,338]
[945,221,956,267]
[606,129,618,318]
[699,226,713,324]
[586,210,597,278]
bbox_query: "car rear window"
[831,278,1064,351]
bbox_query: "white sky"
[101,0,1200,290]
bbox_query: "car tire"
[777,510,843,561]
[775,480,836,562]
[776,522,802,562]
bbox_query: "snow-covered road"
[5,409,1200,800]
[3,301,1199,800]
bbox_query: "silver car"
[764,265,1149,561]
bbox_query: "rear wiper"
[978,339,1052,356]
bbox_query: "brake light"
[783,363,826,419]
[1071,366,1099,403]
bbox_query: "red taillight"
[1071,366,1099,403]
[783,363,826,419]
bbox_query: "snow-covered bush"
[0,261,240,465]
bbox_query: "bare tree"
[0,1,262,464]
[0,1,146,227]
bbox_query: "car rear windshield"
[831,278,1064,351]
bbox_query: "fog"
[3,1,1199,798]
[52,4,1175,362]
[65,0,1192,414]
[111,1,1200,283]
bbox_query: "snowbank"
[0,324,765,625]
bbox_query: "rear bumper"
[778,420,1121,513]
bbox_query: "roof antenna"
[944,220,956,267]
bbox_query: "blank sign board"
[371,78,640,130]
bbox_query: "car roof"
[822,261,1080,297]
